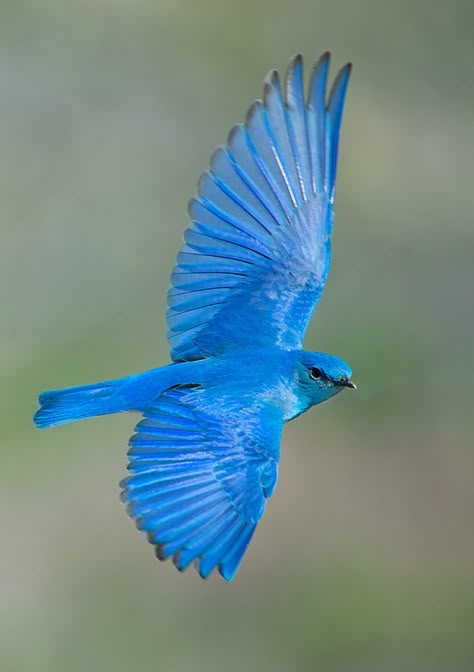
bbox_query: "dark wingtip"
[340,62,353,80]
[264,68,280,88]
[245,99,263,126]
[289,52,304,67]
[307,51,331,109]
[316,51,331,71]
[285,53,305,106]
[327,61,353,110]
[154,543,167,561]
[263,68,281,107]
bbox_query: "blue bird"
[34,53,355,581]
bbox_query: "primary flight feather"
[169,53,351,360]
[34,53,355,581]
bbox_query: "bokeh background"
[1,1,473,670]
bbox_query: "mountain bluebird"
[34,53,355,581]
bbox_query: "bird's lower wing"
[121,385,283,580]
[167,53,351,362]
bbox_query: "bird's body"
[34,53,355,580]
[35,348,351,426]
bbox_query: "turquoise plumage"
[34,53,355,580]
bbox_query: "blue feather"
[327,63,352,204]
[308,51,330,194]
[121,385,283,580]
[34,54,354,581]
[167,53,351,363]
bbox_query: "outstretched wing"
[121,385,283,580]
[167,53,351,362]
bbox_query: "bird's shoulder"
[194,348,303,420]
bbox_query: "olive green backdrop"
[1,1,473,670]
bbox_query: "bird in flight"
[34,53,355,581]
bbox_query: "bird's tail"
[34,378,125,429]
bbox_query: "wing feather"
[167,53,351,362]
[121,385,282,580]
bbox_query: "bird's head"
[293,351,355,413]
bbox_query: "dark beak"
[339,380,357,390]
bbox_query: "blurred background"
[1,1,473,670]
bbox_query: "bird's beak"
[339,380,357,390]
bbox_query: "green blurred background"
[1,1,473,670]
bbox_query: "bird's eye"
[309,367,322,380]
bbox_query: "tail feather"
[34,380,122,429]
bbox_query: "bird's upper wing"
[167,53,351,362]
[121,384,283,580]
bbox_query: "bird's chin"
[310,385,344,408]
